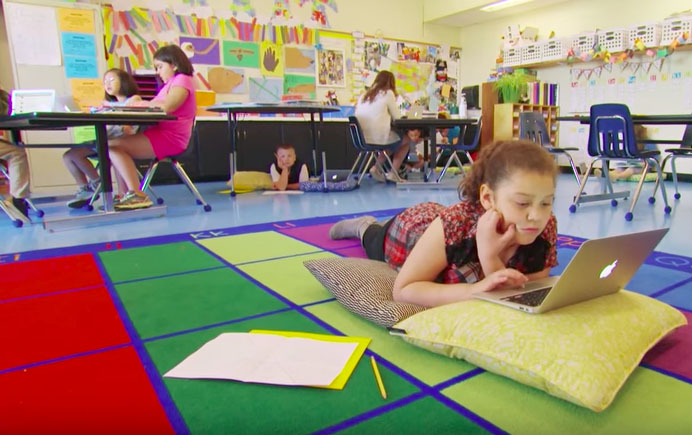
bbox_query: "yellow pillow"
[227,171,273,192]
[394,291,686,412]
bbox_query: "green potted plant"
[494,70,530,103]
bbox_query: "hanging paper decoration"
[272,0,291,19]
[298,0,338,27]
[230,0,255,18]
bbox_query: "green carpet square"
[307,301,476,386]
[442,367,692,434]
[145,310,419,433]
[197,231,320,264]
[115,268,286,339]
[99,241,222,282]
[340,396,488,434]
[238,252,336,305]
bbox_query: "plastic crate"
[503,47,522,66]
[521,42,542,64]
[571,33,598,52]
[661,16,692,45]
[542,38,565,61]
[597,28,629,52]
[629,23,661,48]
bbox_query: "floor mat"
[1,210,691,433]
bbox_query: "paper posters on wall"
[260,41,284,77]
[208,67,246,94]
[5,3,61,66]
[317,48,345,87]
[61,33,96,58]
[70,78,103,109]
[249,76,282,103]
[57,8,94,33]
[180,36,220,65]
[284,74,316,99]
[363,41,390,71]
[284,47,315,74]
[222,41,260,68]
[192,67,213,91]
[65,56,98,79]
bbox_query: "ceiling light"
[480,0,535,12]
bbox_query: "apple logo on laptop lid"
[599,260,618,279]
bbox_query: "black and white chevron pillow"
[304,257,426,327]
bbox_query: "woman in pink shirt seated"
[108,45,197,210]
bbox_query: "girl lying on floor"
[329,140,559,308]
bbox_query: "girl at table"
[355,70,412,183]
[62,68,141,208]
[329,140,559,308]
[107,45,197,210]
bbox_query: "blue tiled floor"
[2,173,692,259]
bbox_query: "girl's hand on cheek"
[477,209,517,261]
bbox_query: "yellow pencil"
[370,355,387,400]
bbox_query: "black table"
[0,111,174,230]
[557,115,692,144]
[206,103,340,195]
[393,117,479,184]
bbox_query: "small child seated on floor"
[270,143,309,190]
[593,125,658,181]
[610,125,658,181]
[404,128,426,170]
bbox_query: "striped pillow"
[304,257,426,327]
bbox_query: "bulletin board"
[101,3,459,107]
[3,0,108,191]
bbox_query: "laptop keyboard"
[502,288,551,307]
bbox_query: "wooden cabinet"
[493,103,559,146]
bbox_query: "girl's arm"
[149,85,189,113]
[393,217,527,307]
[385,90,400,121]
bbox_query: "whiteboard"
[3,0,107,193]
[538,52,692,174]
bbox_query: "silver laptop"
[55,95,82,112]
[474,228,668,314]
[10,89,55,114]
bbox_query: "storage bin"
[597,28,629,52]
[629,23,661,48]
[521,43,542,64]
[661,16,692,45]
[572,33,598,52]
[503,47,522,66]
[542,38,565,61]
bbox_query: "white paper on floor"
[164,332,359,386]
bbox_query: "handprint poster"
[317,48,345,87]
[260,41,284,77]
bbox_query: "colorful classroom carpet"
[1,208,691,434]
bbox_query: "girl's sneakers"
[114,191,152,210]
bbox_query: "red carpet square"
[0,253,104,301]
[0,287,130,371]
[0,346,173,434]
[643,310,692,381]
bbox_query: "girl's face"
[103,72,122,99]
[154,60,176,83]
[480,170,555,245]
[275,148,296,168]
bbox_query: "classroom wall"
[457,0,692,173]
[457,0,692,87]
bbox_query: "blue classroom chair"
[570,103,671,221]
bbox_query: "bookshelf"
[493,103,559,146]
[132,74,160,101]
